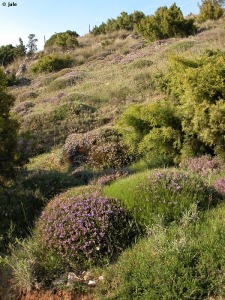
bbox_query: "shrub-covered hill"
[1,13,225,300]
[8,17,225,158]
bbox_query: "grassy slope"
[2,18,225,299]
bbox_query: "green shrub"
[44,30,79,51]
[98,203,225,299]
[36,194,138,269]
[166,50,225,158]
[31,54,74,73]
[135,4,196,41]
[118,100,181,166]
[0,69,20,180]
[198,0,223,23]
[104,169,220,228]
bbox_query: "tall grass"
[97,203,225,300]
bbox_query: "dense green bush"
[91,11,145,35]
[31,54,74,73]
[198,0,223,22]
[104,169,220,228]
[0,69,20,180]
[44,30,79,51]
[118,100,181,167]
[36,194,138,269]
[135,4,196,41]
[166,50,225,158]
[98,203,225,299]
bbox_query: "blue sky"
[0,0,199,50]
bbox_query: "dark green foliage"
[135,4,196,41]
[0,69,19,180]
[91,11,145,35]
[45,31,79,51]
[0,39,26,67]
[14,38,26,58]
[198,0,223,22]
[0,44,15,66]
[31,54,74,73]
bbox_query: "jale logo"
[2,2,17,6]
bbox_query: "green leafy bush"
[36,194,138,269]
[104,169,220,228]
[135,4,196,41]
[31,54,74,73]
[91,11,145,35]
[198,0,223,23]
[166,50,225,158]
[118,100,181,167]
[44,30,79,51]
[0,69,20,180]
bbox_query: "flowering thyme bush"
[94,170,130,186]
[213,177,225,195]
[37,195,138,268]
[179,155,225,177]
[104,170,221,227]
[63,126,131,169]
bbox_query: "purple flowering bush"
[104,169,221,227]
[36,194,138,268]
[213,177,225,195]
[179,155,225,177]
[94,170,130,186]
[63,126,131,169]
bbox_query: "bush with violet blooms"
[62,126,132,169]
[213,177,225,195]
[104,169,222,227]
[179,155,225,177]
[36,194,138,269]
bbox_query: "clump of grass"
[97,203,225,300]
[104,169,221,228]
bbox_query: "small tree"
[0,44,15,66]
[14,38,26,58]
[198,0,223,22]
[26,34,38,56]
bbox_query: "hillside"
[1,15,225,300]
